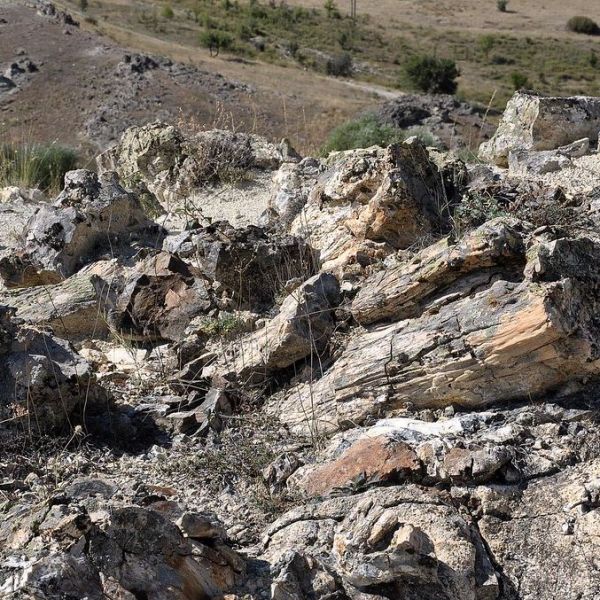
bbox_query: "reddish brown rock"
[297,435,421,497]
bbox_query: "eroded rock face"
[263,486,499,600]
[0,170,161,288]
[479,91,600,166]
[0,306,99,431]
[273,226,600,434]
[289,140,453,272]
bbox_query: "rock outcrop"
[0,306,99,431]
[2,94,600,600]
[288,139,453,272]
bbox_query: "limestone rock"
[479,91,600,166]
[260,157,326,227]
[476,459,600,600]
[1,503,245,600]
[97,123,298,227]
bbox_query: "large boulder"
[1,260,120,340]
[476,459,600,600]
[0,170,161,288]
[0,499,245,600]
[97,123,299,228]
[289,139,453,272]
[479,92,600,166]
[93,251,214,342]
[263,485,499,600]
[163,221,316,311]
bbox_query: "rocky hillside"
[1,91,600,599]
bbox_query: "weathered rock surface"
[164,221,316,310]
[479,91,600,166]
[351,218,526,325]
[0,306,99,431]
[289,140,453,272]
[97,123,299,228]
[0,170,160,288]
[0,483,245,600]
[274,228,600,434]
[263,485,500,600]
[1,260,120,340]
[93,251,213,342]
[3,98,600,600]
[203,272,340,384]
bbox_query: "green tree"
[404,55,460,94]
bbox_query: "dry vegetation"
[61,0,600,111]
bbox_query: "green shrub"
[323,0,340,19]
[326,52,353,77]
[567,16,600,35]
[404,55,460,94]
[479,35,495,58]
[199,30,234,55]
[320,114,404,155]
[497,0,508,12]
[510,72,529,90]
[161,4,174,19]
[0,143,78,193]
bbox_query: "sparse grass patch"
[0,142,77,194]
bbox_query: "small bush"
[0,143,78,193]
[404,55,460,94]
[323,0,340,19]
[79,0,88,11]
[199,30,234,56]
[326,52,353,77]
[320,114,404,155]
[497,0,508,12]
[161,5,174,19]
[479,35,495,58]
[452,193,507,237]
[510,72,529,90]
[567,16,600,35]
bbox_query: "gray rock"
[480,91,600,166]
[0,170,161,287]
